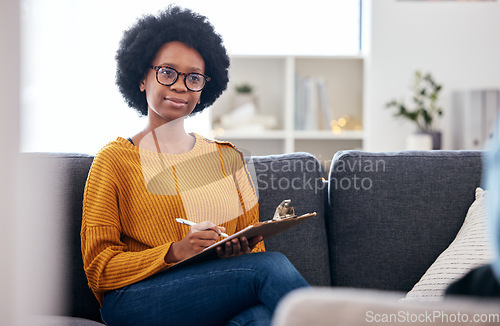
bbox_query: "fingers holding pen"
[177,219,263,259]
[167,228,217,263]
[167,220,227,262]
[190,230,217,247]
[187,221,228,250]
[190,220,222,235]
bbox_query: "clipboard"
[168,212,316,270]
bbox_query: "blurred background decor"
[217,82,277,132]
[234,83,255,108]
[451,89,500,150]
[386,70,443,150]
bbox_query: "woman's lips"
[165,97,187,108]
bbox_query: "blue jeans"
[100,252,309,326]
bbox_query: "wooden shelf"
[213,130,287,140]
[215,130,363,141]
[293,130,364,140]
[210,55,364,157]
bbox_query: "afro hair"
[115,6,230,116]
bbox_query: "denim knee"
[256,252,301,277]
[225,304,272,326]
[249,252,310,290]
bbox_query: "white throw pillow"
[404,187,494,301]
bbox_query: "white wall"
[364,0,500,151]
[20,0,360,154]
[2,2,62,321]
[0,0,20,324]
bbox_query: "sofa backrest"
[327,150,483,292]
[251,153,331,287]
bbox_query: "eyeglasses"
[150,66,211,92]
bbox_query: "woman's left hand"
[216,235,263,259]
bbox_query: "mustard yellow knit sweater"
[81,134,264,304]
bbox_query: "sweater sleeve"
[222,145,265,253]
[81,149,173,303]
[237,203,265,253]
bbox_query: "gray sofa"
[23,149,493,325]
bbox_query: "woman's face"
[140,41,205,126]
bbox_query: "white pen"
[175,218,229,238]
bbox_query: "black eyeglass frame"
[150,65,211,92]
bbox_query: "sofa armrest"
[20,153,100,322]
[273,288,500,326]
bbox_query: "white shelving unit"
[210,55,364,170]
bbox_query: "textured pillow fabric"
[404,187,494,301]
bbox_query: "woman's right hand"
[165,221,225,263]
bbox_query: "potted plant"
[386,70,443,149]
[234,83,255,109]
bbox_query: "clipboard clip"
[272,199,297,221]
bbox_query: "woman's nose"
[170,74,187,92]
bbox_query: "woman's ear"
[140,80,145,92]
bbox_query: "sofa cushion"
[404,187,494,301]
[328,150,483,292]
[252,152,331,286]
